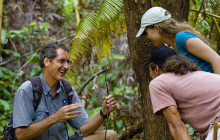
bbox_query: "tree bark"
[162,0,189,22]
[123,0,189,139]
[119,120,144,140]
[217,20,220,54]
[0,0,3,51]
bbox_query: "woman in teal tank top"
[136,7,220,74]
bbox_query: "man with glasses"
[13,42,118,140]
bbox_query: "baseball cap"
[136,7,171,37]
[144,46,177,67]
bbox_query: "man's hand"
[101,95,117,115]
[16,104,82,140]
[79,95,117,136]
[52,104,82,123]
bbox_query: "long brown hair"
[155,11,211,47]
[162,55,200,75]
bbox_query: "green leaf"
[16,70,24,77]
[1,120,9,126]
[98,74,106,87]
[116,119,123,128]
[86,107,101,118]
[186,124,194,135]
[9,29,24,35]
[69,0,124,64]
[29,66,42,77]
[2,88,11,99]
[40,22,50,31]
[2,49,21,59]
[29,22,37,27]
[187,127,194,135]
[22,27,29,35]
[7,29,26,40]
[1,29,8,45]
[0,99,11,111]
[0,80,6,86]
[112,54,125,60]
[97,0,123,22]
[185,124,190,128]
[27,53,40,64]
[7,34,15,38]
[0,67,8,78]
[91,95,99,105]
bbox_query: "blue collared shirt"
[13,74,89,140]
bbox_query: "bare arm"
[162,106,191,140]
[186,38,220,74]
[15,104,82,140]
[79,95,117,136]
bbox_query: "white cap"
[136,7,171,37]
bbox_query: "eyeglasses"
[54,58,72,65]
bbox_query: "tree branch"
[190,9,220,19]
[77,67,110,96]
[0,48,41,66]
[213,17,220,35]
[119,120,144,140]
[11,49,41,94]
[57,33,75,43]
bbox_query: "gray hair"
[39,42,69,68]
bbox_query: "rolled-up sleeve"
[149,80,176,115]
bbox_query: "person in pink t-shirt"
[145,46,220,140]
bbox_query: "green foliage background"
[0,0,219,140]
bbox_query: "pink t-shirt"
[149,71,220,134]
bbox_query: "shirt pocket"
[33,107,49,123]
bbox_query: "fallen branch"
[119,120,144,140]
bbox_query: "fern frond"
[97,0,123,22]
[70,13,98,63]
[65,70,76,85]
[68,0,125,82]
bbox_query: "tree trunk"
[123,0,189,139]
[214,17,220,54]
[0,0,3,52]
[162,0,189,22]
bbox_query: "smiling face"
[144,26,164,46]
[44,48,70,83]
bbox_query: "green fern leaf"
[68,0,125,82]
